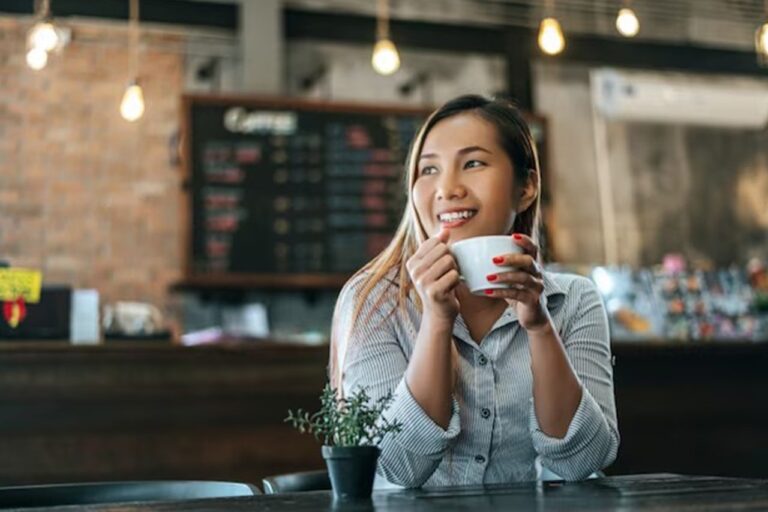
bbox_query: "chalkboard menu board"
[182,96,428,288]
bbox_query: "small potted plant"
[286,384,402,500]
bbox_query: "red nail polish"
[513,234,522,240]
[484,289,494,295]
[487,274,497,282]
[492,256,504,264]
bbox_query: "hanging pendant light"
[758,23,768,64]
[121,0,145,121]
[26,0,58,70]
[120,80,145,121]
[29,20,60,52]
[372,39,400,75]
[26,47,48,70]
[616,5,640,37]
[757,1,768,66]
[371,0,400,75]
[538,17,565,55]
[538,0,565,55]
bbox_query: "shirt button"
[481,408,491,419]
[478,355,488,366]
[474,455,486,464]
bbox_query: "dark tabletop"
[15,474,768,512]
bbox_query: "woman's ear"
[516,168,539,213]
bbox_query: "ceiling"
[1,0,765,50]
[286,0,768,50]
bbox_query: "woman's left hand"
[484,233,551,332]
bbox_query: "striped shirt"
[333,270,620,488]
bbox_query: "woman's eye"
[419,166,437,176]
[464,160,485,169]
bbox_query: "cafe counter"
[0,340,765,485]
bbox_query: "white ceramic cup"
[450,235,522,295]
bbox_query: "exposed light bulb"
[29,21,60,52]
[371,38,401,75]
[616,8,640,37]
[26,47,48,70]
[757,22,768,60]
[538,17,565,55]
[120,82,145,122]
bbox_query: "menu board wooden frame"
[177,94,551,290]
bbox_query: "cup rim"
[451,235,515,251]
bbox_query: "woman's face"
[412,113,520,244]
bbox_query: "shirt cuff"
[529,386,605,460]
[384,378,461,457]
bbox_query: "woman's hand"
[484,233,551,332]
[406,228,461,324]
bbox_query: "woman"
[330,95,619,488]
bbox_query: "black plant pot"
[322,445,380,500]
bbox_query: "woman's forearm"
[405,315,455,429]
[528,320,582,438]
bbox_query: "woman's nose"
[436,172,467,200]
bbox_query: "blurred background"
[0,0,766,489]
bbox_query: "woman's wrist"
[422,312,455,335]
[524,315,556,337]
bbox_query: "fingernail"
[492,256,504,264]
[513,234,522,240]
[484,289,494,295]
[486,274,497,282]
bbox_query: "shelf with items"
[583,258,768,343]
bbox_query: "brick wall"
[0,18,184,313]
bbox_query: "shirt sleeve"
[334,277,461,488]
[529,275,620,480]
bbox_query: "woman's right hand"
[406,228,461,324]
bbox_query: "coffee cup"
[450,235,522,295]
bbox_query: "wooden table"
[18,474,768,511]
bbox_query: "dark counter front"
[610,341,768,478]
[0,341,766,485]
[0,342,328,485]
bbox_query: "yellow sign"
[0,268,43,303]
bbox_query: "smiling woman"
[329,95,619,489]
[412,116,533,243]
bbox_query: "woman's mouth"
[437,209,477,228]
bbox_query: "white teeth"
[438,210,476,222]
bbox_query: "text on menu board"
[186,97,425,278]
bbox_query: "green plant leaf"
[285,384,403,447]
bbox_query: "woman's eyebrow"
[419,145,492,160]
[458,145,492,155]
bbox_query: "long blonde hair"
[329,94,542,390]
